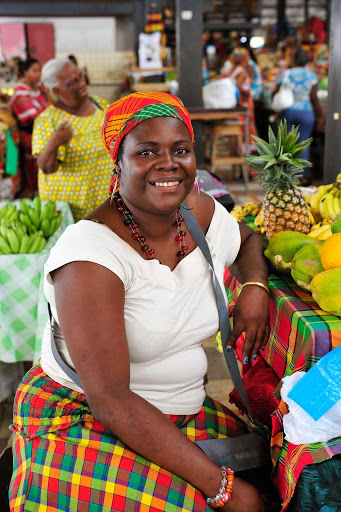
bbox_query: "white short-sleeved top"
[41,200,241,415]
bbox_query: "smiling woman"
[10,92,270,512]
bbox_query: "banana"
[19,213,31,230]
[254,209,264,229]
[0,204,9,219]
[308,224,331,239]
[311,184,333,219]
[307,208,316,225]
[40,218,51,237]
[317,226,332,240]
[26,232,39,252]
[33,196,41,217]
[7,208,19,223]
[48,217,59,237]
[40,202,51,220]
[54,213,62,231]
[29,235,44,254]
[27,206,40,229]
[6,228,20,253]
[19,200,30,216]
[37,237,47,252]
[336,172,341,182]
[319,193,336,218]
[333,195,341,216]
[19,234,30,254]
[0,225,8,239]
[0,235,12,254]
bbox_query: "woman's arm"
[36,120,73,174]
[52,261,264,512]
[228,223,270,362]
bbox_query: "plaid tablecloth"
[221,268,341,510]
[0,200,74,363]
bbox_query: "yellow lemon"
[320,232,341,269]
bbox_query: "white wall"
[0,16,116,56]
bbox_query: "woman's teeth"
[153,181,180,187]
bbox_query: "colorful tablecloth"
[221,269,341,510]
[0,200,74,363]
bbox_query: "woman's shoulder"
[34,104,58,122]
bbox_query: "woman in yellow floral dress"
[32,58,112,221]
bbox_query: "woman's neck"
[22,79,37,91]
[55,97,94,117]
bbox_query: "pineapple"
[245,120,312,238]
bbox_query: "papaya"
[331,213,341,234]
[319,232,341,270]
[310,267,341,316]
[279,242,324,290]
[263,231,321,274]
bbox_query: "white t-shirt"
[41,200,241,415]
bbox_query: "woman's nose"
[156,151,179,171]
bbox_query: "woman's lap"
[9,363,248,511]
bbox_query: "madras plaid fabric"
[102,91,194,164]
[271,400,341,511]
[221,269,341,510]
[10,363,248,511]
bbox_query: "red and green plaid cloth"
[222,269,341,510]
[10,362,248,512]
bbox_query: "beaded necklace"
[114,193,188,261]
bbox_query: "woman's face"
[25,62,41,86]
[54,62,88,106]
[117,116,196,215]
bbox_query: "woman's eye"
[138,150,154,156]
[175,148,189,155]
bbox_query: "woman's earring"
[181,175,200,211]
[109,167,119,205]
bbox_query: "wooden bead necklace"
[114,193,188,261]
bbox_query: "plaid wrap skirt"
[9,363,249,511]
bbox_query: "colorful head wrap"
[102,92,194,195]
[102,91,194,163]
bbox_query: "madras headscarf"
[102,91,194,194]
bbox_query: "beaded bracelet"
[206,466,234,508]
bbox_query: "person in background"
[10,58,47,197]
[272,48,324,186]
[10,91,269,512]
[32,58,112,221]
[221,47,258,147]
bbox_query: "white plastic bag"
[271,71,294,112]
[281,372,341,444]
[203,78,237,109]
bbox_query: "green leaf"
[268,125,276,145]
[251,136,275,156]
[264,157,279,169]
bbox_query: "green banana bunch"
[19,198,62,239]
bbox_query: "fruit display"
[263,231,321,274]
[245,120,312,238]
[311,268,341,316]
[229,202,261,222]
[319,233,341,270]
[277,242,324,291]
[0,197,62,255]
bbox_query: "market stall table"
[187,107,250,191]
[223,269,341,509]
[0,201,74,364]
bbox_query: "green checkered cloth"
[0,201,74,363]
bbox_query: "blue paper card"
[287,346,341,421]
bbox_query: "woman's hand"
[222,476,265,512]
[226,286,270,364]
[49,120,73,148]
[37,120,73,173]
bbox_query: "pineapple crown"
[245,120,312,191]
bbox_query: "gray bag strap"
[48,303,83,389]
[180,203,266,431]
